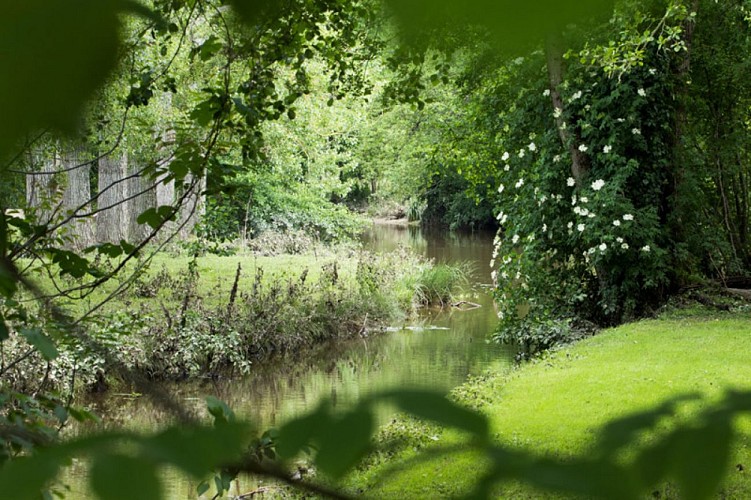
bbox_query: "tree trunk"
[127,160,157,242]
[60,143,95,250]
[96,152,129,244]
[545,32,589,183]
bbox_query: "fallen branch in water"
[451,301,481,310]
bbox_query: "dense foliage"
[2,0,751,499]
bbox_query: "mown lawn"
[349,310,751,498]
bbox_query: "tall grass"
[413,261,473,307]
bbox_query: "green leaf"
[136,206,175,230]
[145,424,249,478]
[90,453,161,500]
[672,418,733,500]
[206,396,235,425]
[0,0,128,160]
[196,481,210,497]
[596,394,699,455]
[276,404,329,460]
[384,390,489,441]
[315,404,374,479]
[0,451,65,499]
[19,327,58,361]
[49,248,93,279]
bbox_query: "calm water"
[68,223,512,497]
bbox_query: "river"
[68,223,513,497]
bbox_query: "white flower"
[498,184,504,193]
[501,271,509,279]
[587,212,596,218]
[623,214,634,221]
[528,142,537,152]
[502,151,510,161]
[512,234,520,244]
[577,224,585,232]
[613,220,621,227]
[599,243,607,252]
[621,243,629,250]
[578,144,588,152]
[490,258,495,268]
[504,164,510,172]
[616,237,624,243]
[567,221,573,229]
[632,128,641,135]
[573,206,582,215]
[588,247,596,255]
[603,145,612,154]
[637,88,646,97]
[543,89,550,96]
[567,177,576,187]
[571,90,582,100]
[560,122,567,130]
[580,208,589,216]
[542,223,547,232]
[591,179,605,191]
[553,155,561,163]
[515,178,524,188]
[518,149,525,158]
[496,211,505,221]
[491,270,497,281]
[553,107,562,118]
[580,196,588,203]
[539,195,547,204]
[572,195,577,205]
[649,68,657,75]
[641,245,651,252]
[584,104,591,111]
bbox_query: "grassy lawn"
[350,310,751,498]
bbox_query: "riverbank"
[7,244,474,393]
[346,304,751,498]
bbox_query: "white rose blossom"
[498,184,504,193]
[502,151,510,161]
[613,220,621,227]
[515,178,524,188]
[567,177,575,187]
[553,154,561,163]
[512,234,520,244]
[603,145,612,154]
[637,88,646,97]
[578,144,588,152]
[528,142,537,152]
[543,89,550,96]
[642,245,651,252]
[577,224,585,232]
[621,243,629,250]
[623,214,634,221]
[632,128,641,135]
[591,179,605,191]
[580,196,588,203]
[599,243,607,252]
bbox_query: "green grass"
[349,311,751,498]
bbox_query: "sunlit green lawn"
[350,310,751,498]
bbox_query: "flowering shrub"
[486,45,679,337]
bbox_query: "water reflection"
[88,224,508,429]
